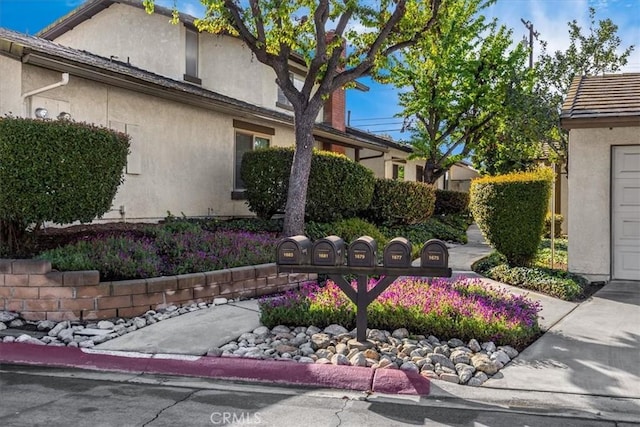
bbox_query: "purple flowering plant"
[38,228,278,280]
[260,277,542,348]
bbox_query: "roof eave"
[561,115,640,129]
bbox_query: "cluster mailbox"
[383,237,412,268]
[348,236,377,267]
[276,235,312,265]
[276,234,449,272]
[312,235,345,266]
[420,239,449,269]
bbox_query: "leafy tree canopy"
[385,0,531,183]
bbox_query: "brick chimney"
[322,31,346,154]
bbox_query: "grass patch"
[472,239,589,301]
[260,277,541,349]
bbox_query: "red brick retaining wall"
[0,259,316,321]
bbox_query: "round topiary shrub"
[470,168,553,266]
[0,117,129,252]
[241,147,375,222]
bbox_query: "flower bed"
[260,277,541,349]
[37,230,278,281]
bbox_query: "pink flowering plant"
[260,277,542,348]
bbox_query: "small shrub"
[383,216,467,246]
[210,218,284,234]
[306,218,387,246]
[241,147,375,222]
[435,190,470,215]
[471,249,586,301]
[544,214,564,238]
[260,277,541,348]
[366,178,436,226]
[470,168,553,266]
[483,264,585,301]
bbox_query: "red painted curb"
[372,368,430,395]
[0,343,392,393]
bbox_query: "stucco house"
[0,0,425,223]
[561,73,640,282]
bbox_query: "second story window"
[277,73,304,109]
[184,27,200,83]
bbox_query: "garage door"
[613,145,640,281]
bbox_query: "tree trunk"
[282,114,317,237]
[424,159,447,185]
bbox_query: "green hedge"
[0,117,129,251]
[365,178,435,226]
[306,217,387,247]
[470,168,553,266]
[434,190,470,215]
[241,147,374,222]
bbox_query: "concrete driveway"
[485,280,640,399]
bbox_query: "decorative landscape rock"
[0,301,514,387]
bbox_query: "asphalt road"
[0,365,636,427]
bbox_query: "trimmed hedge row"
[365,178,436,226]
[470,168,553,266]
[435,190,470,215]
[241,147,375,222]
[241,147,439,227]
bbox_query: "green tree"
[535,7,635,168]
[144,0,444,236]
[472,80,555,175]
[385,0,530,184]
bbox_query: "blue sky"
[1,0,638,141]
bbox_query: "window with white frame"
[277,72,304,109]
[234,132,270,190]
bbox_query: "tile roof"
[0,27,387,151]
[561,73,640,127]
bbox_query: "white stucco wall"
[568,126,640,282]
[54,3,183,80]
[0,54,23,115]
[15,63,300,222]
[52,3,325,121]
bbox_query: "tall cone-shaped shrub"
[470,168,553,266]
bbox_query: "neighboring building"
[0,0,426,223]
[561,73,640,282]
[433,162,481,193]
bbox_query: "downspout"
[21,72,70,117]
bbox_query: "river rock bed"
[206,324,517,386]
[1,301,517,387]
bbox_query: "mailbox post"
[276,235,451,343]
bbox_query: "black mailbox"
[348,236,378,267]
[276,235,312,265]
[383,237,412,268]
[312,235,345,266]
[420,239,449,268]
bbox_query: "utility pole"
[521,19,539,69]
[521,18,554,266]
